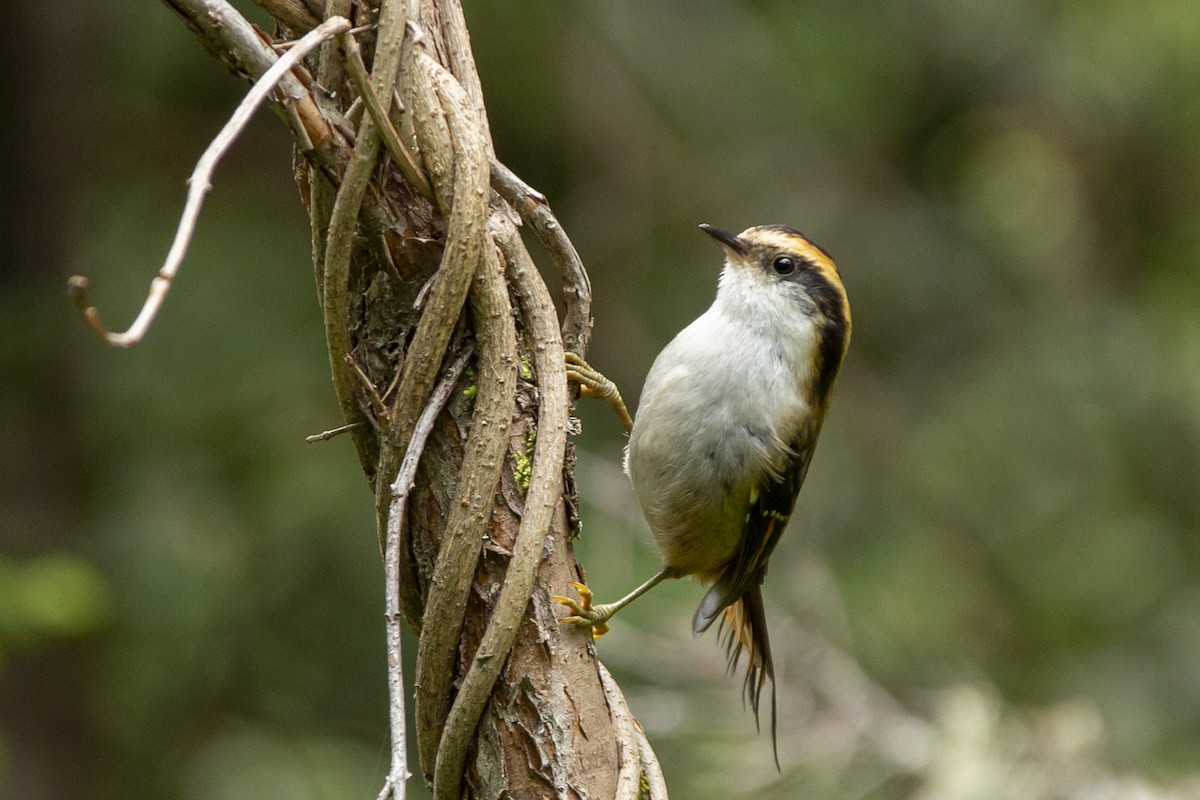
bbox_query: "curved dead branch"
[67,16,350,348]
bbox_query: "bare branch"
[373,47,489,623]
[490,160,593,355]
[67,15,352,348]
[385,346,472,800]
[162,0,342,156]
[412,236,517,778]
[344,353,389,421]
[306,0,352,307]
[251,0,321,32]
[320,0,411,465]
[636,725,670,800]
[433,0,492,153]
[275,22,378,48]
[337,28,434,199]
[114,1,650,798]
[305,420,366,443]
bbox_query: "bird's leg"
[565,352,634,434]
[553,569,672,638]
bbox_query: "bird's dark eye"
[772,256,796,275]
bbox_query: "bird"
[556,223,851,764]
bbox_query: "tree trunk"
[158,1,665,797]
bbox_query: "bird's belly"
[624,309,812,577]
[627,386,785,578]
[636,474,748,578]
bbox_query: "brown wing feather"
[691,442,814,770]
[692,441,812,633]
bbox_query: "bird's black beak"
[698,224,749,257]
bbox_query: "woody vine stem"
[69,1,664,798]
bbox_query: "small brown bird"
[557,223,851,764]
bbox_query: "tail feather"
[692,573,732,635]
[706,582,779,769]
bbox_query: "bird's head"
[700,223,851,397]
[700,223,849,327]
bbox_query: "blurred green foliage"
[0,556,111,647]
[2,0,1199,798]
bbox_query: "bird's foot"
[552,581,614,638]
[565,353,617,402]
[565,353,634,434]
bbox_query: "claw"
[564,353,609,395]
[554,582,611,638]
[551,596,585,616]
[567,581,593,605]
[566,366,605,397]
[564,352,635,434]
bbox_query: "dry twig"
[385,346,473,800]
[251,0,321,32]
[68,15,352,348]
[597,662,646,799]
[373,46,489,622]
[429,204,573,800]
[305,420,366,443]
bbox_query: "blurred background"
[3,0,1199,798]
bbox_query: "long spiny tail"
[694,578,778,768]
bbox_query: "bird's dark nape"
[714,583,779,770]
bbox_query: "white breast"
[624,264,819,576]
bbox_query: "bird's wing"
[688,440,813,771]
[692,439,814,634]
